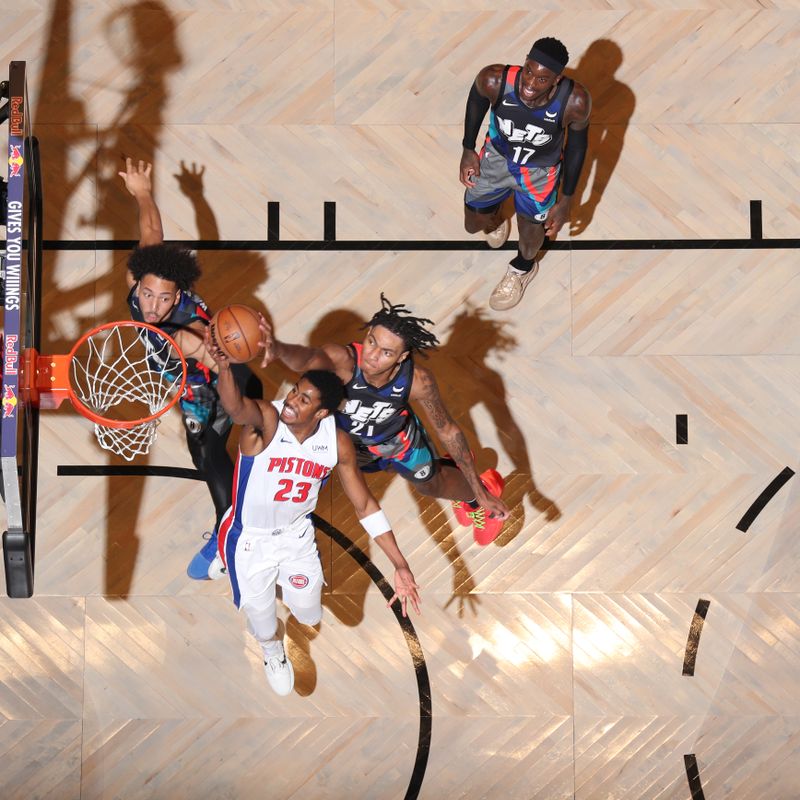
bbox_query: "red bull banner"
[2,62,25,459]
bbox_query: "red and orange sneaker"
[479,468,504,500]
[470,469,506,545]
[468,506,503,546]
[452,500,472,526]
[443,451,474,526]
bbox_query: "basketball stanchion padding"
[21,321,187,461]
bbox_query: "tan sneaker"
[485,217,511,249]
[489,262,539,310]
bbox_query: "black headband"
[527,47,567,75]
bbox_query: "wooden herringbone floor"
[2,2,800,798]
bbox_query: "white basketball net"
[70,324,185,461]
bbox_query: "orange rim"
[66,320,188,429]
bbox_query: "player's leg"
[489,164,558,311]
[368,418,474,500]
[185,412,235,579]
[464,141,514,248]
[464,202,509,247]
[187,365,263,578]
[233,533,294,696]
[277,519,324,692]
[278,517,324,623]
[377,418,506,544]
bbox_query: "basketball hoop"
[22,321,188,461]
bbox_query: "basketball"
[209,304,262,363]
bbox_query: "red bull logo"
[8,145,23,177]
[2,385,18,418]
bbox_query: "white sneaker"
[264,643,294,696]
[208,553,226,580]
[489,261,539,311]
[485,217,511,249]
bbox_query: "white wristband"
[360,510,391,539]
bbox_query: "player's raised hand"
[258,314,277,368]
[479,489,510,521]
[118,157,153,197]
[203,324,230,370]
[388,567,421,617]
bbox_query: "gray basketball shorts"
[464,139,561,222]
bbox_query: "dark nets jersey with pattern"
[127,285,215,392]
[486,67,573,168]
[335,343,414,445]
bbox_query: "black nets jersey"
[335,342,414,446]
[127,284,219,426]
[486,66,573,168]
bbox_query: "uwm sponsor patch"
[288,574,309,589]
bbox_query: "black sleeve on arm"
[462,83,491,150]
[560,124,589,196]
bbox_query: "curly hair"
[127,244,201,292]
[364,293,439,355]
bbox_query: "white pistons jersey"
[229,402,338,531]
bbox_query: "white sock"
[509,266,527,275]
[261,639,284,660]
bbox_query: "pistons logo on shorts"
[289,574,309,589]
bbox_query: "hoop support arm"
[22,349,71,409]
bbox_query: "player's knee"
[464,215,484,234]
[411,466,442,495]
[464,204,493,233]
[241,602,279,642]
[290,604,322,627]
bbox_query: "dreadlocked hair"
[364,293,439,355]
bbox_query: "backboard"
[2,60,43,598]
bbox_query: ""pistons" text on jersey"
[267,456,332,480]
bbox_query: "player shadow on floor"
[430,303,562,548]
[32,0,196,597]
[36,0,186,356]
[566,38,636,236]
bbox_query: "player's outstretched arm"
[175,322,219,373]
[411,366,510,521]
[258,317,352,378]
[335,429,421,616]
[204,327,275,431]
[118,158,164,251]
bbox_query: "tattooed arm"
[410,365,509,520]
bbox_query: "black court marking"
[750,200,762,241]
[267,201,280,242]
[58,465,203,480]
[54,464,431,800]
[34,235,800,252]
[312,513,431,800]
[682,599,711,677]
[324,201,336,242]
[684,754,706,800]
[736,467,795,532]
[676,414,688,445]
